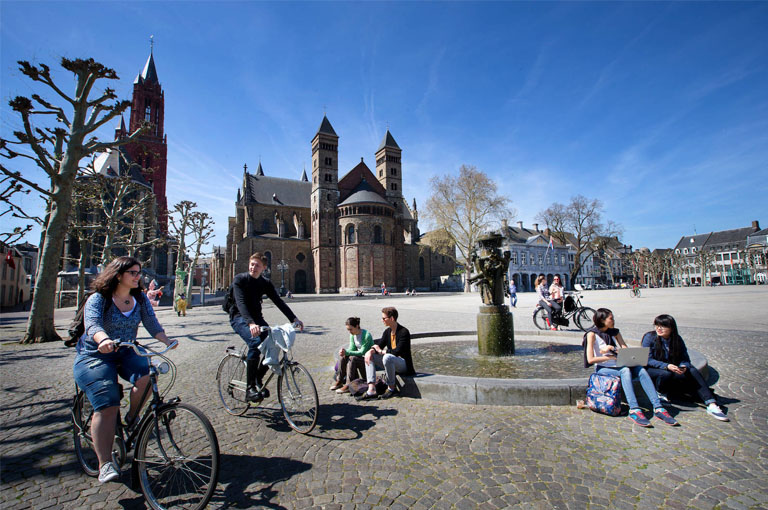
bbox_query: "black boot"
[246,359,261,402]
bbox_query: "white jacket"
[258,323,296,373]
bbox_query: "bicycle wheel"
[278,362,319,434]
[216,354,249,416]
[575,307,596,332]
[532,308,549,330]
[135,403,220,510]
[72,391,99,477]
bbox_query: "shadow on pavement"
[213,455,312,509]
[306,402,398,441]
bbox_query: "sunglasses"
[123,270,141,277]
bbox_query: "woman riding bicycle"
[72,256,176,483]
[536,275,560,330]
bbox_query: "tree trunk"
[21,186,73,343]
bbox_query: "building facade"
[224,116,451,294]
[500,221,571,291]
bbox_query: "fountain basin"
[396,331,709,406]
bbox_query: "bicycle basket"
[564,295,576,313]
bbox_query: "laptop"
[615,347,649,368]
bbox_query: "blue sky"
[2,1,767,252]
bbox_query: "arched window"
[374,225,383,244]
[144,104,151,122]
[346,225,355,244]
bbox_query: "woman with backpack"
[641,314,729,421]
[585,308,678,427]
[72,256,176,484]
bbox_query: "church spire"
[256,161,264,176]
[317,115,337,136]
[135,36,159,84]
[301,164,308,182]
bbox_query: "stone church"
[223,116,454,293]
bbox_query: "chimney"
[753,220,760,231]
[517,221,523,230]
[532,223,539,232]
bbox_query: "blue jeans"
[596,365,661,410]
[230,315,269,361]
[73,349,150,411]
[509,293,517,307]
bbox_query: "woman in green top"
[330,317,373,394]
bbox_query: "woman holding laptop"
[641,314,729,421]
[585,308,678,427]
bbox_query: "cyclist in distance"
[72,256,176,483]
[228,252,303,402]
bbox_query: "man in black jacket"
[229,252,303,402]
[358,306,415,400]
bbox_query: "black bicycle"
[533,290,596,332]
[72,340,220,510]
[216,325,319,434]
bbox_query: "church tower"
[124,44,168,230]
[310,116,340,293]
[375,130,402,204]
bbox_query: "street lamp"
[201,269,208,305]
[276,259,289,296]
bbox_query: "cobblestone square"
[1,286,767,509]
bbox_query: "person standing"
[228,252,303,402]
[508,280,517,308]
[357,307,415,400]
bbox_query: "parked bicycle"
[630,287,641,298]
[533,287,596,332]
[72,340,220,510]
[216,324,319,434]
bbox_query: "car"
[594,284,608,290]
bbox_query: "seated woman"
[641,314,729,421]
[585,308,678,427]
[329,317,373,394]
[535,275,560,330]
[73,256,176,483]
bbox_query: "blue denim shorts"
[73,349,150,411]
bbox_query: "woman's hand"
[599,345,616,354]
[364,349,374,366]
[97,339,116,353]
[667,364,685,374]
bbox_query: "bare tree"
[0,58,147,343]
[184,212,215,303]
[422,165,514,292]
[536,195,622,286]
[696,248,716,287]
[168,200,197,302]
[0,174,45,245]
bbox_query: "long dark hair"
[91,256,145,298]
[650,314,684,364]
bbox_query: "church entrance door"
[295,270,307,293]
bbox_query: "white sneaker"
[706,403,729,422]
[98,462,120,483]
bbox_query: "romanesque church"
[223,116,454,293]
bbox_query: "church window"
[391,167,397,175]
[327,194,331,201]
[419,257,425,280]
[144,102,151,122]
[261,219,270,233]
[264,251,272,270]
[374,226,383,244]
[346,225,355,244]
[296,252,305,263]
[379,170,383,177]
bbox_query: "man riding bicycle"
[228,252,303,402]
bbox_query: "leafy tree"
[0,58,147,343]
[422,165,514,292]
[536,195,622,286]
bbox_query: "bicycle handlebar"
[114,339,178,356]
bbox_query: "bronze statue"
[468,233,511,306]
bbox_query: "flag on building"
[5,250,16,269]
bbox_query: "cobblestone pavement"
[2,286,767,509]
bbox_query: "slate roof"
[502,226,564,246]
[705,226,756,248]
[317,115,337,136]
[242,173,311,208]
[91,148,151,189]
[338,160,387,203]
[377,130,400,151]
[134,51,159,85]
[338,177,391,207]
[673,233,711,251]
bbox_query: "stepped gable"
[338,160,387,203]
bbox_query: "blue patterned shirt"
[80,292,164,351]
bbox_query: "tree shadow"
[212,455,312,509]
[0,351,69,366]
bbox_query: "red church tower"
[123,46,168,229]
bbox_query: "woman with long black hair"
[641,314,729,421]
[73,256,176,483]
